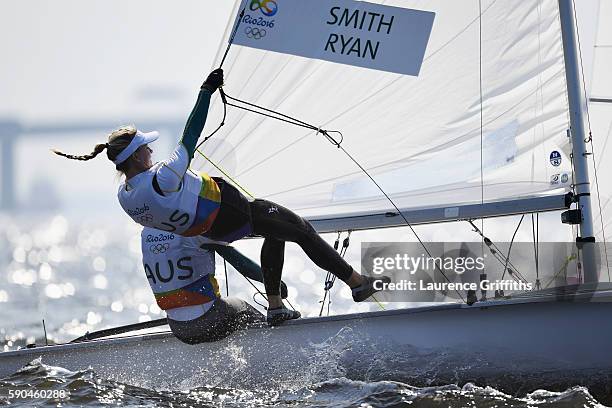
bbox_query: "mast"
[558,0,598,283]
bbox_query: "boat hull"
[1,295,612,401]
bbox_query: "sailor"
[142,226,277,342]
[54,68,390,325]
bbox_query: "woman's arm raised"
[156,69,224,194]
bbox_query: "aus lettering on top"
[145,256,194,284]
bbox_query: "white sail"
[194,0,572,224]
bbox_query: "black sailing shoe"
[352,275,391,302]
[266,306,301,326]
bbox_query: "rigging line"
[196,89,228,152]
[195,5,245,155]
[195,149,255,199]
[285,298,297,312]
[338,144,466,302]
[319,232,341,317]
[225,93,319,131]
[212,57,305,163]
[219,64,324,166]
[478,0,485,261]
[467,220,526,282]
[218,7,246,69]
[226,96,347,149]
[501,214,525,281]
[242,274,267,302]
[573,0,610,279]
[223,94,344,147]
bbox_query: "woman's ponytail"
[52,125,136,174]
[53,143,108,161]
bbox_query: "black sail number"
[159,210,190,232]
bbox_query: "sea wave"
[0,359,608,408]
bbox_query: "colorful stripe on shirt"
[182,173,221,237]
[154,274,220,310]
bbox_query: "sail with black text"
[194,0,573,229]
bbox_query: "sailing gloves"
[201,68,224,93]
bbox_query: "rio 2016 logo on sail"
[243,0,277,36]
[250,0,278,17]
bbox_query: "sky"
[0,0,236,216]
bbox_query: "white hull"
[2,289,612,401]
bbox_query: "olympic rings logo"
[250,0,278,16]
[150,243,170,254]
[245,27,267,39]
[139,214,153,223]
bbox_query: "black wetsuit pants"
[250,199,354,296]
[206,179,354,297]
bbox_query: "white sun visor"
[113,130,159,165]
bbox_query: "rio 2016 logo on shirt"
[250,0,278,17]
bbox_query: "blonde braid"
[52,143,108,161]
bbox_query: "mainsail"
[194,0,573,229]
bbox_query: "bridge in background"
[0,119,184,211]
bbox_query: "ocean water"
[0,214,610,407]
[0,359,606,407]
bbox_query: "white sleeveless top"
[118,161,221,236]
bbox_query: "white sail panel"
[194,0,571,222]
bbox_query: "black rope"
[338,144,465,302]
[219,8,246,69]
[501,214,525,281]
[224,93,344,147]
[468,220,528,284]
[195,6,244,151]
[319,231,351,317]
[242,274,268,308]
[196,89,228,151]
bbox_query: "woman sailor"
[54,69,389,324]
[142,227,266,341]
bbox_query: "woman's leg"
[250,199,354,283]
[260,237,285,298]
